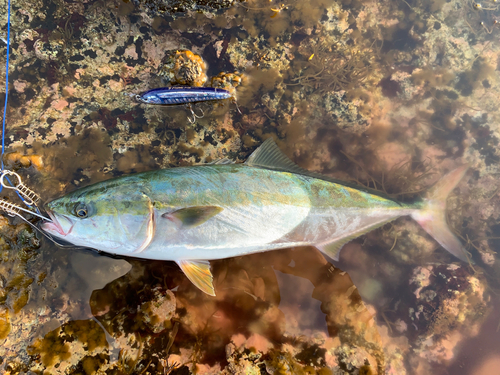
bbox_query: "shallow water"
[1,0,500,374]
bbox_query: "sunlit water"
[1,0,500,374]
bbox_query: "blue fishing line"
[0,0,31,209]
[1,0,11,174]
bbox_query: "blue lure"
[135,86,232,105]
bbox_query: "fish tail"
[411,165,470,262]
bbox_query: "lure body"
[136,87,232,105]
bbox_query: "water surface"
[1,0,500,373]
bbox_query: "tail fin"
[411,165,470,262]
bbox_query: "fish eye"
[74,203,88,218]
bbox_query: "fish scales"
[42,138,470,296]
[49,165,404,258]
[146,165,383,259]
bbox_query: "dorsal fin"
[207,158,234,165]
[245,137,306,174]
[245,138,396,201]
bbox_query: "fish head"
[42,182,155,254]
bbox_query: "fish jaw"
[41,211,74,238]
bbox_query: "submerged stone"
[159,50,208,87]
[139,287,176,333]
[133,0,236,16]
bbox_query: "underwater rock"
[224,341,264,374]
[139,287,176,333]
[0,223,65,374]
[0,218,40,314]
[363,261,490,374]
[408,264,488,363]
[211,72,243,97]
[158,50,208,87]
[133,0,236,16]
[28,319,109,373]
[2,0,500,372]
[2,152,43,171]
[335,344,376,374]
[323,91,371,134]
[33,39,65,61]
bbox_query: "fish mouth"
[41,211,74,237]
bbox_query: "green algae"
[0,308,10,341]
[359,364,374,375]
[266,350,307,374]
[0,219,41,322]
[81,354,108,375]
[28,320,108,370]
[28,328,71,368]
[64,320,108,352]
[11,289,31,314]
[455,58,495,97]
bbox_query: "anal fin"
[177,260,215,296]
[317,238,351,262]
[317,220,399,261]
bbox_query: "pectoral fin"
[177,260,215,296]
[162,206,223,229]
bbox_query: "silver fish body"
[42,139,469,295]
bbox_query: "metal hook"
[194,106,204,119]
[233,99,242,115]
[186,104,205,123]
[0,170,41,206]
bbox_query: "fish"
[135,86,232,105]
[41,138,470,296]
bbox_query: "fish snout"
[41,211,73,237]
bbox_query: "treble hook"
[0,170,41,207]
[186,104,205,124]
[232,99,242,115]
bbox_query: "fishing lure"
[135,86,232,105]
[135,86,233,123]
